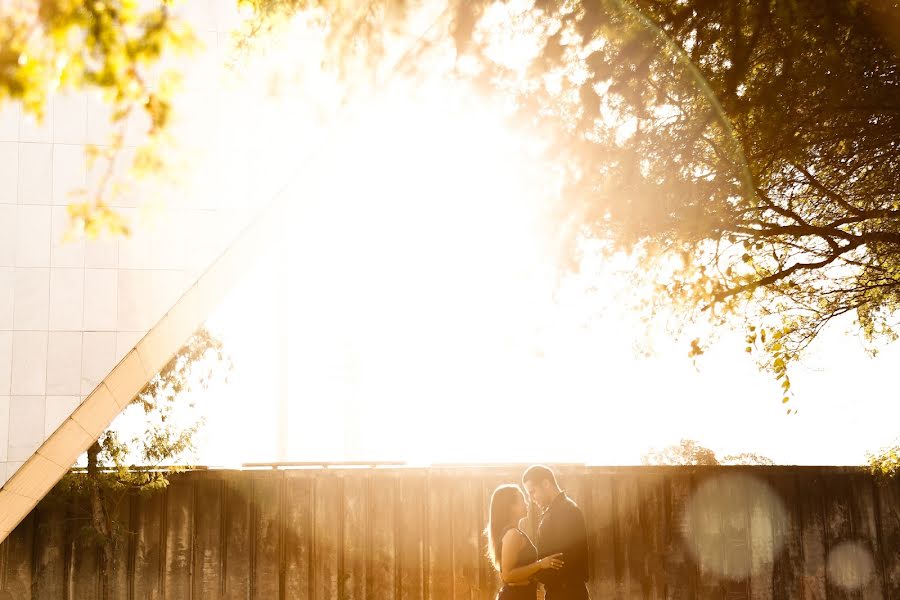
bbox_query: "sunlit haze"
[122,1,900,469]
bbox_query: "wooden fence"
[0,465,897,599]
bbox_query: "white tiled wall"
[81,332,116,396]
[0,0,254,485]
[8,396,45,462]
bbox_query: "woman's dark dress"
[497,528,538,600]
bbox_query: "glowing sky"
[121,1,900,468]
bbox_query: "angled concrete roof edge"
[0,197,284,544]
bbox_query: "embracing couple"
[486,465,590,600]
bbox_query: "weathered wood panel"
[3,466,899,599]
[664,470,698,599]
[70,525,100,599]
[164,476,194,600]
[223,474,252,600]
[314,473,341,600]
[876,478,900,598]
[849,475,884,600]
[768,472,803,600]
[798,473,827,600]
[585,471,616,599]
[639,473,669,599]
[3,512,34,600]
[691,472,729,600]
[252,474,282,599]
[107,492,132,599]
[426,474,453,600]
[451,476,481,599]
[193,478,224,599]
[283,473,313,599]
[613,472,646,598]
[343,474,368,600]
[398,473,426,600]
[368,472,396,599]
[132,489,164,599]
[31,503,64,599]
[824,471,856,600]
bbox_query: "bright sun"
[96,1,900,471]
[183,4,636,466]
[202,67,589,464]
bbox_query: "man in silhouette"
[522,465,591,600]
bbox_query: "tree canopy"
[868,438,900,477]
[0,0,194,235]
[52,327,229,594]
[461,0,900,400]
[642,438,773,466]
[235,0,900,399]
[4,0,900,396]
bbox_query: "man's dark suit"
[536,492,590,600]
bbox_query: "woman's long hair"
[484,484,524,571]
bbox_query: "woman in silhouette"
[485,484,564,599]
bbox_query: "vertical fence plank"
[5,467,900,600]
[193,476,224,600]
[613,472,648,599]
[70,541,100,599]
[132,490,164,600]
[721,473,752,600]
[426,473,453,600]
[797,472,827,600]
[749,471,778,600]
[106,490,133,599]
[66,491,100,600]
[223,473,252,600]
[769,471,803,600]
[823,472,856,600]
[31,501,64,599]
[314,474,341,600]
[876,478,900,599]
[343,473,368,600]
[639,472,669,599]
[665,470,698,599]
[253,473,282,600]
[7,517,34,600]
[164,475,194,600]
[451,476,481,600]
[3,513,34,600]
[849,474,885,600]
[398,473,426,600]
[584,471,616,600]
[369,472,396,599]
[690,472,730,600]
[284,473,313,600]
